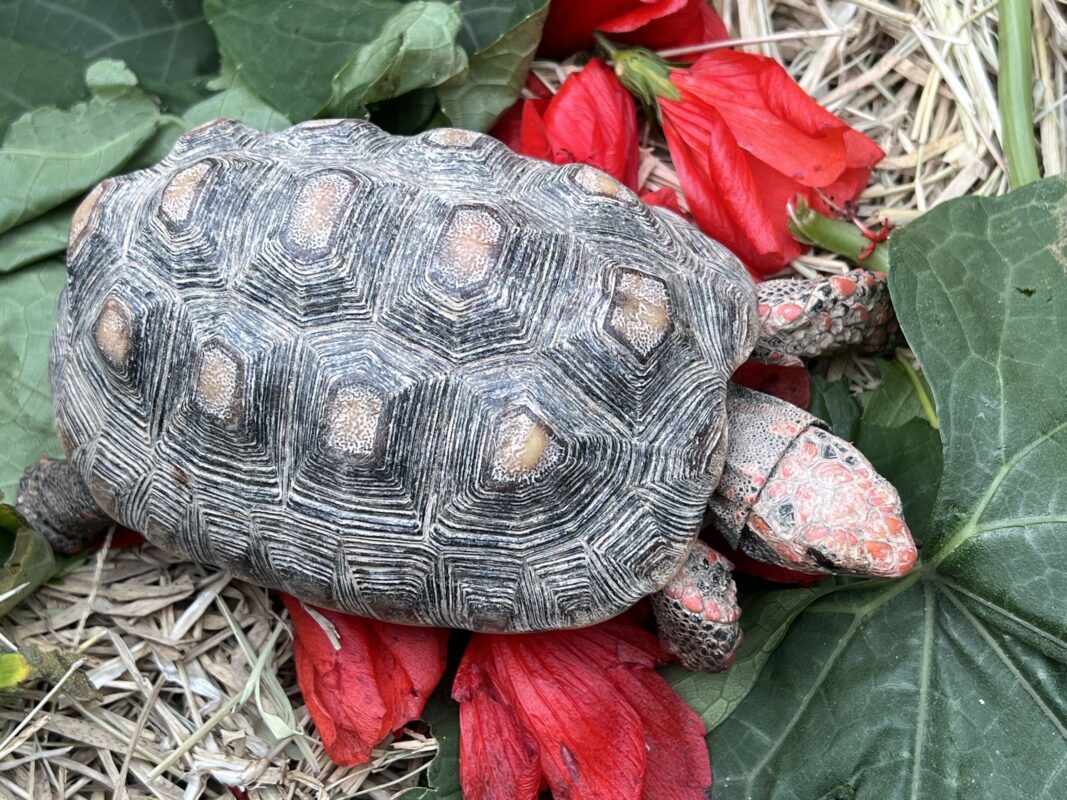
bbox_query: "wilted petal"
[456,619,711,800]
[283,596,447,766]
[493,59,640,189]
[454,639,542,800]
[543,58,640,187]
[607,664,712,800]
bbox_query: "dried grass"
[2,2,1062,798]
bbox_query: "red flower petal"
[732,360,811,409]
[283,595,448,766]
[492,59,640,189]
[455,620,711,800]
[660,50,884,274]
[542,58,640,188]
[603,0,728,51]
[608,664,712,799]
[454,639,542,800]
[540,0,727,58]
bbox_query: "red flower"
[659,51,884,275]
[282,595,448,766]
[492,58,640,189]
[453,619,712,800]
[732,360,810,409]
[540,0,728,59]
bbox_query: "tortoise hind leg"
[651,541,742,672]
[752,269,899,365]
[16,457,110,553]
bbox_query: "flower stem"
[998,0,1040,188]
[895,354,940,430]
[787,199,889,272]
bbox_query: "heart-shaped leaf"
[701,176,1067,799]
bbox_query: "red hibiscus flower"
[540,0,728,59]
[655,50,885,275]
[492,58,640,189]
[281,595,448,765]
[454,618,712,800]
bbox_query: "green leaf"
[808,375,861,440]
[0,527,56,618]
[331,2,467,117]
[0,652,33,689]
[204,0,408,121]
[0,259,65,502]
[0,38,86,134]
[0,205,71,274]
[0,0,219,110]
[706,177,1067,798]
[0,60,160,235]
[855,419,943,541]
[409,692,462,800]
[437,0,549,132]
[861,358,933,428]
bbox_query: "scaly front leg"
[752,270,899,365]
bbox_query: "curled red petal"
[456,619,711,800]
[282,595,447,766]
[660,50,883,273]
[661,99,789,275]
[454,639,542,800]
[542,58,640,188]
[607,664,712,800]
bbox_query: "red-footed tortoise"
[17,119,917,671]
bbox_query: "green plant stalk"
[998,0,1040,187]
[787,199,889,272]
[895,353,940,430]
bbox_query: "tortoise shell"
[52,119,758,631]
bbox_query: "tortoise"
[16,119,917,671]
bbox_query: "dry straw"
[1,1,1061,797]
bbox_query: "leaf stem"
[998,0,1040,187]
[895,354,940,430]
[787,199,889,272]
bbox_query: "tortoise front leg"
[651,540,741,672]
[16,457,110,553]
[751,269,899,365]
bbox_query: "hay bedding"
[0,1,1060,797]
